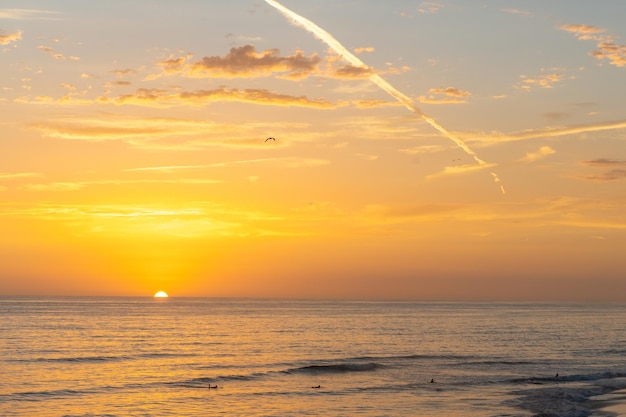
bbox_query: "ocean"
[1,298,625,417]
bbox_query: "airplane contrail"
[264,0,505,194]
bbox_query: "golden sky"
[1,1,625,300]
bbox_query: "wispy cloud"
[333,64,377,79]
[501,8,530,16]
[125,157,330,172]
[419,86,471,104]
[96,87,335,109]
[561,23,626,68]
[29,115,313,149]
[517,72,564,90]
[468,120,626,146]
[517,146,556,163]
[580,158,626,181]
[354,47,374,54]
[0,29,21,45]
[37,44,79,60]
[427,162,498,180]
[0,202,290,238]
[0,9,61,20]
[581,158,626,167]
[0,172,41,180]
[417,2,443,14]
[19,178,222,192]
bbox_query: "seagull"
[265,137,276,142]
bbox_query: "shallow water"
[1,298,625,416]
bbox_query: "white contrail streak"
[264,0,505,194]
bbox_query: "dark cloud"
[582,169,626,181]
[581,158,626,167]
[580,159,626,181]
[188,45,321,79]
[333,64,376,79]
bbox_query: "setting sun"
[154,291,169,298]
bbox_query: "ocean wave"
[286,362,381,374]
[4,388,89,402]
[10,352,196,364]
[511,371,626,385]
[507,376,626,417]
[17,355,132,363]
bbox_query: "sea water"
[1,298,625,417]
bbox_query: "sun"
[154,291,169,298]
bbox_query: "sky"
[1,0,625,301]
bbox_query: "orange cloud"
[471,120,626,145]
[37,44,79,60]
[354,47,374,54]
[333,64,376,79]
[518,72,563,89]
[96,87,335,109]
[560,24,605,40]
[428,87,471,98]
[170,45,322,79]
[418,86,471,104]
[517,146,556,163]
[561,23,626,68]
[0,30,22,45]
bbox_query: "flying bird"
[265,137,276,142]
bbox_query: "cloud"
[125,157,329,171]
[0,172,41,180]
[470,120,626,146]
[417,2,443,14]
[29,115,313,149]
[399,144,449,155]
[364,203,462,220]
[333,64,376,79]
[354,47,374,54]
[543,112,570,121]
[501,8,530,16]
[114,68,137,77]
[581,158,626,167]
[517,72,563,89]
[418,96,466,104]
[560,24,605,40]
[580,158,626,182]
[96,86,336,109]
[427,162,498,180]
[0,29,21,45]
[149,45,321,80]
[0,9,60,20]
[517,146,556,163]
[20,178,222,192]
[581,170,626,182]
[37,44,79,60]
[352,99,400,109]
[418,86,471,104]
[0,202,252,238]
[428,87,471,98]
[561,23,626,68]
